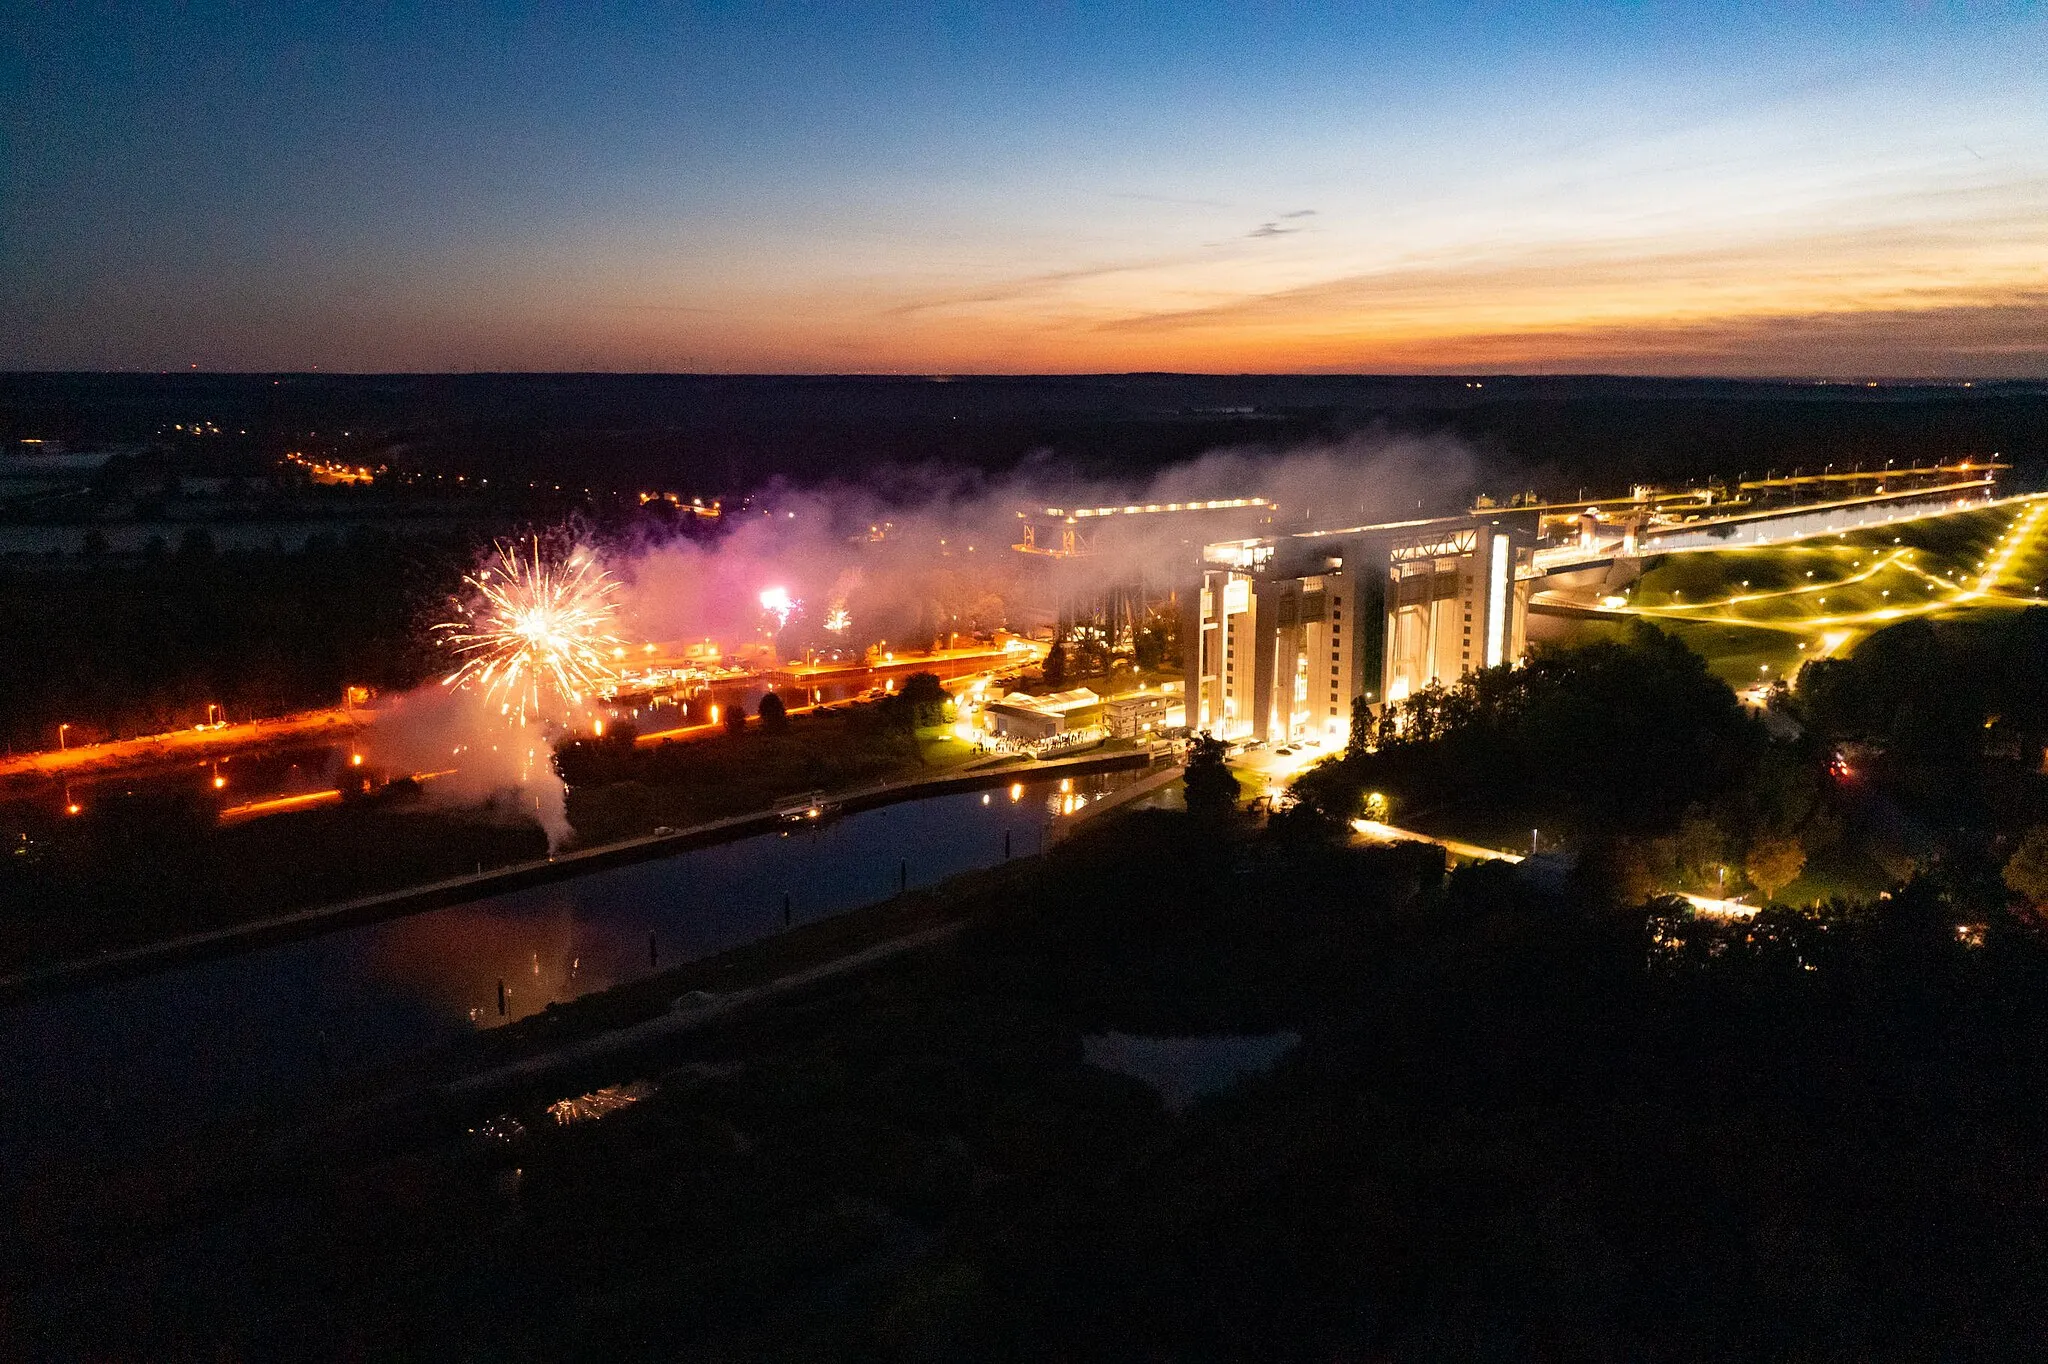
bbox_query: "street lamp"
[56,723,69,750]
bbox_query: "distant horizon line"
[4,370,2043,386]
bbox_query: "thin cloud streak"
[880,250,1228,318]
[1280,295,2048,377]
[1083,210,2048,339]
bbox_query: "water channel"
[0,767,1146,1174]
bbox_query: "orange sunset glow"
[8,6,2045,375]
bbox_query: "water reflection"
[3,739,361,822]
[1083,1032,1302,1112]
[0,769,1140,1170]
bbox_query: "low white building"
[985,688,1101,742]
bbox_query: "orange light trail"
[219,789,343,821]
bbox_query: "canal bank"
[0,745,1163,1005]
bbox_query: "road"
[636,650,1040,744]
[1,645,1043,808]
[1348,817,1758,918]
[1230,739,1342,796]
[0,705,365,783]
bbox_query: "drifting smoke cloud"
[616,432,1477,651]
[367,683,575,848]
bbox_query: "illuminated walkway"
[1350,818,1757,918]
[1602,494,2048,675]
[1634,548,1909,615]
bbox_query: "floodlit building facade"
[1185,514,1535,744]
[1100,683,1182,738]
[1382,519,1532,703]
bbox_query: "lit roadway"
[1350,818,1759,919]
[1231,740,1341,797]
[5,644,1046,812]
[0,706,364,783]
[633,644,1042,745]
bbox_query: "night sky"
[5,3,2045,375]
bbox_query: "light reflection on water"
[0,769,1140,1171]
[1083,1032,1302,1112]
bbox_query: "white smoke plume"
[615,432,1475,651]
[367,684,576,849]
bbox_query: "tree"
[1134,607,1180,671]
[1070,626,1109,678]
[2003,825,2048,908]
[1676,812,1730,893]
[1336,624,1764,840]
[1042,642,1067,689]
[899,671,948,728]
[552,724,640,787]
[1183,733,1239,821]
[757,692,788,733]
[1745,834,1806,902]
[1265,798,1343,848]
[722,700,748,735]
[1576,834,1662,906]
[176,527,217,563]
[1346,695,1372,761]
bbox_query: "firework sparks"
[437,538,625,724]
[823,603,852,633]
[759,585,796,627]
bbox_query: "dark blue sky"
[5,3,2044,374]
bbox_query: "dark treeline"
[1788,610,2048,884]
[0,780,548,975]
[6,373,2045,497]
[1798,611,2048,789]
[1300,616,2048,907]
[1298,623,1838,901]
[1321,622,1769,839]
[0,530,455,749]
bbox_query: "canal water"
[0,768,1142,1174]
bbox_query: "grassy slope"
[1570,505,2048,687]
[565,712,981,844]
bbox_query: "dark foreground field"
[9,802,2048,1361]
